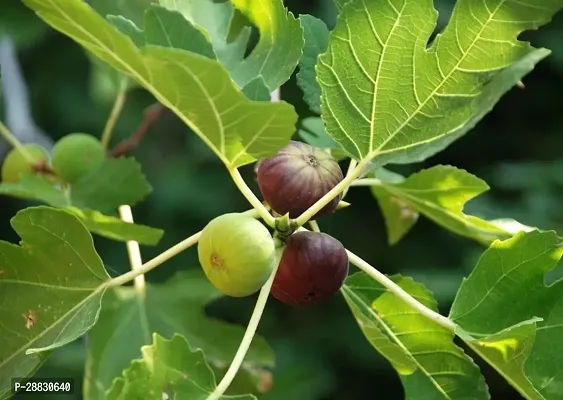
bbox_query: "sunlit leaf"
[450,230,563,399]
[317,0,560,164]
[342,272,489,400]
[23,0,298,168]
[0,206,109,398]
[106,333,257,400]
[369,165,515,245]
[85,271,274,399]
[228,0,303,92]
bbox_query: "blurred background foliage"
[1,0,562,399]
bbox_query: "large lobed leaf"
[106,333,256,400]
[342,272,489,400]
[317,0,561,164]
[23,0,298,169]
[0,206,109,399]
[450,230,563,399]
[158,0,303,95]
[84,271,274,399]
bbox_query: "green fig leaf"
[157,0,303,96]
[228,0,303,92]
[143,5,216,58]
[318,0,560,164]
[0,174,162,245]
[450,230,563,399]
[85,271,274,399]
[342,273,489,400]
[0,174,67,206]
[23,0,298,168]
[369,165,521,245]
[296,15,329,114]
[64,207,164,245]
[106,333,257,400]
[0,206,109,399]
[70,158,152,213]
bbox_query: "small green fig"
[1,144,50,183]
[198,213,276,297]
[52,133,105,183]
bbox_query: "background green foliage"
[1,0,563,398]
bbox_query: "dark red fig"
[256,141,344,219]
[271,231,349,306]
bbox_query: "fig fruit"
[1,144,50,183]
[271,231,349,306]
[52,133,105,183]
[255,141,344,219]
[198,213,276,297]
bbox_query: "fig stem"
[309,220,321,232]
[0,119,34,162]
[206,247,283,400]
[118,205,146,292]
[228,167,276,227]
[345,250,456,331]
[100,79,128,150]
[342,159,358,198]
[295,160,367,227]
[106,208,261,288]
[349,178,383,187]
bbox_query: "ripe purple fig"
[256,141,344,219]
[271,231,349,306]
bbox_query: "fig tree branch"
[105,208,260,288]
[107,102,166,158]
[296,226,456,332]
[345,250,456,332]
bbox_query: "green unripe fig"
[51,133,105,183]
[198,213,276,297]
[1,144,50,183]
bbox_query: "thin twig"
[101,80,128,149]
[108,102,166,158]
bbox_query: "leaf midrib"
[369,0,507,158]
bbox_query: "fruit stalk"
[228,166,276,227]
[294,159,366,227]
[105,209,261,288]
[206,245,284,400]
[0,119,34,162]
